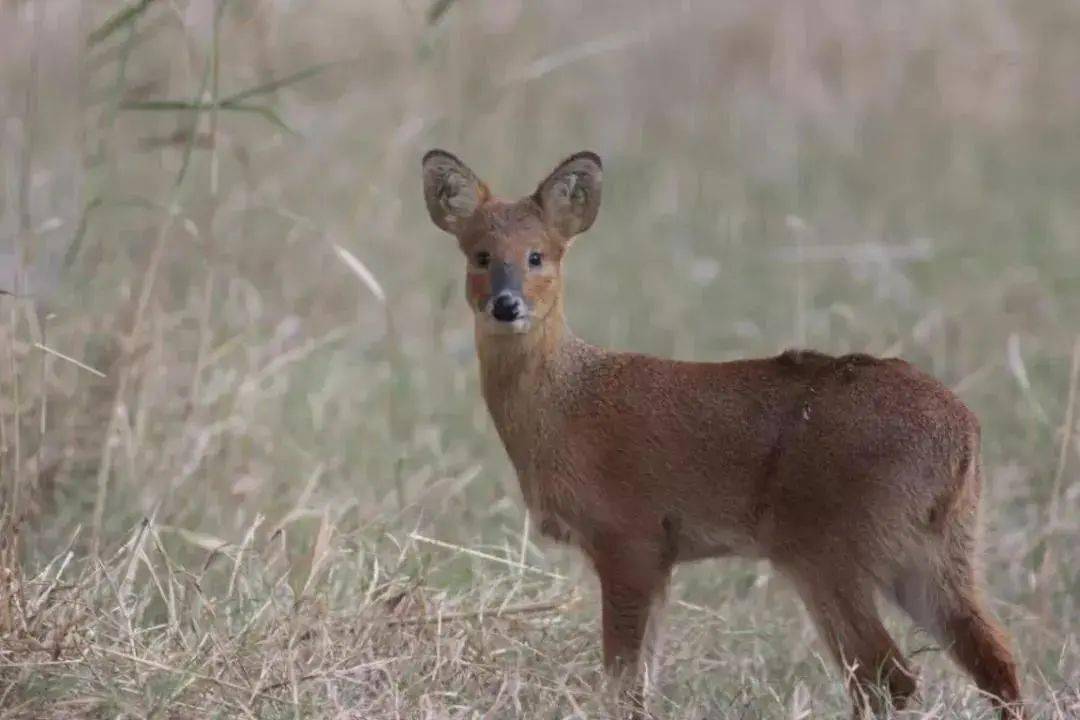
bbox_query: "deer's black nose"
[491,293,522,322]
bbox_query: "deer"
[421,149,1025,719]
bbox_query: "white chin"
[480,315,532,334]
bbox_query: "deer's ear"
[534,151,602,239]
[422,150,490,233]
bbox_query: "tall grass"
[1,0,1077,717]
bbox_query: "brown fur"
[421,150,1025,719]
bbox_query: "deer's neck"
[475,301,578,470]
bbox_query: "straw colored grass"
[1,0,1078,717]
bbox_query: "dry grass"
[1,0,1078,717]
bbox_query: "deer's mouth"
[480,292,532,334]
[478,311,532,335]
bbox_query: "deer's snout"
[491,292,524,322]
[488,262,526,324]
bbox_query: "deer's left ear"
[534,151,602,239]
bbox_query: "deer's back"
[552,347,979,561]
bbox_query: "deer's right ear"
[422,150,490,234]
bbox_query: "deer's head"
[422,150,602,335]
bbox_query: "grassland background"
[0,0,1078,717]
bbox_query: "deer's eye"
[475,251,491,268]
[528,251,543,268]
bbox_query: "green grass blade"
[121,100,211,112]
[427,0,458,25]
[88,0,157,47]
[218,62,338,107]
[120,101,298,135]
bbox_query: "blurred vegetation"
[0,0,1077,717]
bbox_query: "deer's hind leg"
[786,561,917,718]
[891,554,1024,719]
[888,455,1024,719]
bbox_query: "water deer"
[421,149,1024,719]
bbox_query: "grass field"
[1,1,1078,717]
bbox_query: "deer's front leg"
[593,535,673,718]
